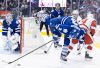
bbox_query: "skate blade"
[85,58,93,61]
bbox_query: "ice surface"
[0,33,100,68]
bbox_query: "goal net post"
[20,17,46,54]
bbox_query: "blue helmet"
[55,3,60,6]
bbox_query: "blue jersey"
[50,9,64,18]
[2,19,20,36]
[50,16,80,29]
[50,16,80,38]
[50,9,64,27]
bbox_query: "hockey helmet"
[73,10,79,15]
[6,13,13,23]
[87,13,94,18]
[55,3,60,6]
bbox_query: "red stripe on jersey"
[91,20,96,27]
[83,19,88,24]
[90,29,95,36]
[79,24,88,32]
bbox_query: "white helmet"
[73,10,79,15]
[6,13,13,23]
[87,13,94,18]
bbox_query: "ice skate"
[85,51,93,60]
[60,55,67,61]
[54,43,62,48]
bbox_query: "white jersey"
[77,16,82,23]
[72,16,82,23]
[79,17,97,36]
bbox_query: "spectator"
[65,8,70,16]
[0,2,6,11]
[72,2,78,10]
[63,8,67,16]
[97,10,100,25]
[8,0,15,10]
[13,0,18,8]
[80,1,86,12]
[97,12,100,25]
[17,11,24,19]
[66,0,71,8]
[27,0,34,10]
[31,10,37,17]
[0,14,5,19]
[21,0,28,9]
[21,0,28,16]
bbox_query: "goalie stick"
[2,40,54,64]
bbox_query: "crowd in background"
[0,0,100,24]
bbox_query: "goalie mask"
[6,13,13,24]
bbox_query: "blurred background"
[0,0,100,24]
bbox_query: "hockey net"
[20,17,46,54]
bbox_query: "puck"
[44,51,47,53]
[17,64,21,66]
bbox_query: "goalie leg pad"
[14,42,20,51]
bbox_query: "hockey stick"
[77,45,84,55]
[44,41,54,53]
[2,40,54,64]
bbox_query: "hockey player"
[72,10,82,23]
[49,3,64,48]
[46,16,86,61]
[66,13,97,61]
[72,10,82,51]
[2,13,20,52]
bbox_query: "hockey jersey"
[77,16,82,23]
[2,19,20,36]
[50,16,81,38]
[50,9,64,18]
[79,18,97,36]
[49,9,64,27]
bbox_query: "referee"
[39,8,49,36]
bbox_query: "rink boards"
[0,19,100,48]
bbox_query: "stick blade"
[2,60,8,64]
[2,60,12,64]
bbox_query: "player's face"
[44,10,46,13]
[73,14,78,19]
[56,5,60,10]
